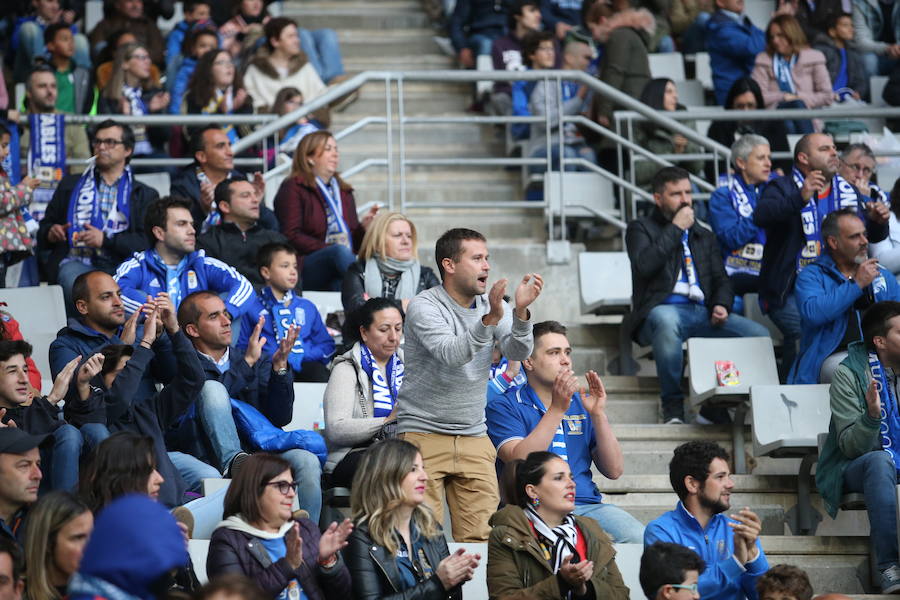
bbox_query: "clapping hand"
[47,355,81,405]
[514,274,543,319]
[580,370,607,416]
[318,518,353,564]
[245,315,266,367]
[76,353,105,401]
[272,324,299,374]
[559,554,594,597]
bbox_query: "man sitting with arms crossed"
[485,320,645,542]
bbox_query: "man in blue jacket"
[791,209,900,383]
[114,196,256,318]
[705,0,766,105]
[645,441,769,600]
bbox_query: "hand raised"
[866,376,882,419]
[672,205,694,230]
[482,278,507,327]
[245,315,266,367]
[551,368,578,414]
[580,370,607,416]
[514,273,543,312]
[318,518,353,562]
[285,522,304,570]
[76,353,105,386]
[558,555,594,597]
[272,324,299,373]
[48,355,81,404]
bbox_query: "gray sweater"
[397,285,533,436]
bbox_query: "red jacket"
[274,176,365,267]
[1,312,42,391]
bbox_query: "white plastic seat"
[648,52,686,81]
[544,172,618,223]
[286,382,327,432]
[578,252,631,316]
[301,291,342,323]
[1,285,67,379]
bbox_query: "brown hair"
[766,15,808,55]
[288,130,351,190]
[756,564,813,600]
[585,1,614,24]
[103,43,154,100]
[223,454,293,524]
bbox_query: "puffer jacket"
[486,505,630,600]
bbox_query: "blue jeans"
[777,99,814,135]
[49,423,109,491]
[843,451,898,569]
[466,33,496,56]
[168,451,221,494]
[281,449,322,524]
[529,143,598,175]
[767,293,801,381]
[299,28,345,83]
[302,244,356,291]
[636,302,770,420]
[572,502,645,543]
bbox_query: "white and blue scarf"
[28,113,66,222]
[316,176,351,248]
[868,351,900,472]
[196,168,221,233]
[359,342,403,417]
[725,175,766,276]
[794,168,859,271]
[66,164,132,261]
[773,54,798,94]
[261,288,306,371]
[673,230,705,302]
[122,85,153,155]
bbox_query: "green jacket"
[816,340,884,517]
[486,505,630,600]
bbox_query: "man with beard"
[789,210,900,384]
[625,166,768,425]
[645,441,769,600]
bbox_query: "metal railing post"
[556,74,565,243]
[398,75,407,213]
[385,74,394,211]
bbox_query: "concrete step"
[345,54,455,72]
[336,92,470,116]
[351,182,527,213]
[335,120,504,146]
[601,474,799,494]
[282,2,430,29]
[337,28,444,56]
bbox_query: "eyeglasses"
[212,59,233,67]
[92,138,125,147]
[264,480,299,495]
[843,161,875,176]
[670,584,699,594]
[130,53,151,61]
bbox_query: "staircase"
[282,0,883,596]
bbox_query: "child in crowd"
[168,28,221,114]
[165,0,215,77]
[238,242,335,383]
[44,23,94,114]
[813,13,869,102]
[11,0,90,82]
[272,87,322,156]
[639,542,706,600]
[0,123,39,287]
[756,564,814,600]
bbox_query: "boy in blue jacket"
[238,242,335,382]
[114,196,255,318]
[165,0,215,79]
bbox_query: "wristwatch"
[276,367,289,376]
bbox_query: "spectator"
[274,131,377,291]
[585,2,653,127]
[219,0,269,59]
[839,143,886,205]
[634,79,704,191]
[2,340,109,494]
[323,298,404,486]
[341,212,440,313]
[236,242,335,382]
[706,77,791,180]
[11,0,90,83]
[671,0,714,53]
[639,542,706,600]
[485,320,645,542]
[98,43,170,163]
[270,87,322,156]
[754,133,890,383]
[876,178,900,275]
[170,125,278,233]
[814,12,869,101]
[486,451,630,600]
[0,428,46,546]
[540,0,586,39]
[22,491,92,600]
[705,0,766,105]
[0,528,24,599]
[77,432,166,512]
[167,27,220,116]
[93,29,162,91]
[816,300,900,593]
[850,0,900,77]
[197,179,288,288]
[487,0,544,116]
[645,441,769,600]
[172,291,325,522]
[397,228,540,542]
[19,64,90,224]
[708,134,771,297]
[752,15,832,133]
[756,564,814,600]
[449,0,507,69]
[113,196,255,317]
[87,0,166,67]
[243,17,327,113]
[345,438,481,600]
[44,23,94,115]
[774,0,843,43]
[183,50,253,143]
[0,124,38,288]
[206,453,353,597]
[791,208,900,383]
[66,495,188,600]
[198,575,266,600]
[164,0,215,78]
[0,312,41,392]
[625,167,769,424]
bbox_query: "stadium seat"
[676,80,705,107]
[187,539,210,584]
[2,285,67,379]
[871,76,889,108]
[744,0,775,28]
[301,291,343,324]
[648,52,686,81]
[286,382,327,431]
[544,172,618,222]
[134,172,171,198]
[693,52,713,91]
[578,252,637,375]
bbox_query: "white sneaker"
[664,417,685,425]
[881,564,900,594]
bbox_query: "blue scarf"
[28,113,66,222]
[0,120,20,184]
[518,382,568,461]
[316,176,351,248]
[261,287,306,371]
[359,342,403,417]
[794,168,859,272]
[668,229,705,303]
[773,54,797,94]
[280,121,320,153]
[149,249,189,307]
[196,167,221,233]
[725,174,766,276]
[867,351,900,472]
[66,165,132,261]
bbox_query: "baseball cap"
[0,429,48,454]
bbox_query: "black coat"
[198,221,288,289]
[340,258,441,313]
[344,522,460,600]
[625,208,733,341]
[36,172,159,283]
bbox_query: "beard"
[698,490,729,514]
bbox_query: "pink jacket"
[751,48,834,109]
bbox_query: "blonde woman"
[24,492,93,600]
[345,439,480,600]
[340,212,440,312]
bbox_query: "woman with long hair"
[207,453,352,599]
[344,439,480,600]
[271,87,322,155]
[487,451,630,600]
[78,431,164,514]
[274,130,377,291]
[24,492,93,600]
[184,49,252,144]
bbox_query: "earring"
[531,496,541,507]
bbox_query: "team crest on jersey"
[187,270,198,289]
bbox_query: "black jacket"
[198,221,288,289]
[753,173,888,311]
[344,522,460,600]
[36,172,159,283]
[340,259,441,313]
[169,164,279,233]
[813,37,869,100]
[625,208,733,341]
[1,396,64,434]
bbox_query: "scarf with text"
[66,164,132,261]
[867,351,900,472]
[793,168,859,272]
[725,174,766,276]
[673,229,705,302]
[28,113,66,222]
[261,287,306,372]
[359,342,403,417]
[316,176,351,248]
[122,85,152,155]
[203,87,239,144]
